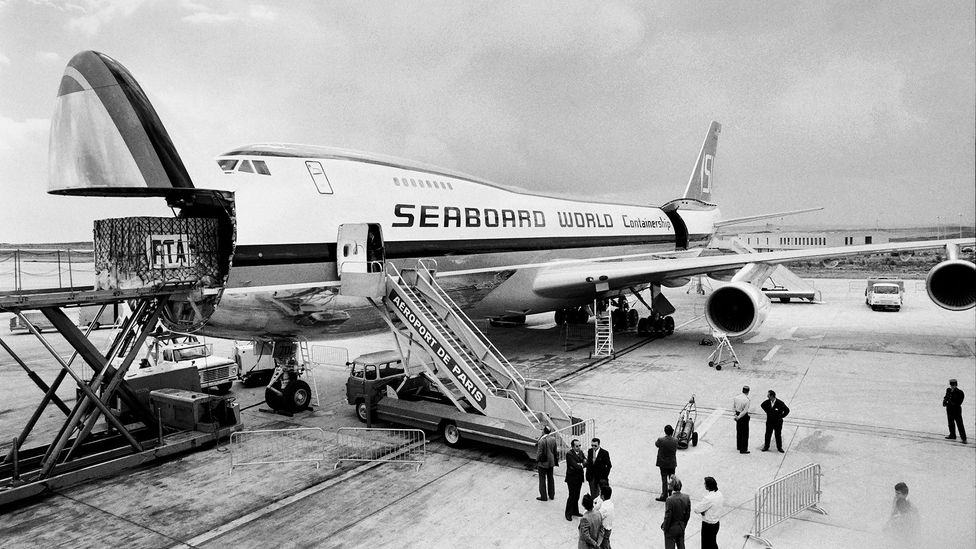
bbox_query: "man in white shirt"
[732,386,751,454]
[596,484,614,548]
[694,476,724,549]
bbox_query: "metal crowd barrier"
[552,418,596,456]
[746,463,828,547]
[230,427,327,470]
[334,427,426,471]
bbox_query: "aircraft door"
[337,223,385,275]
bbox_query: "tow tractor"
[675,395,699,450]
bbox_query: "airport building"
[735,229,892,252]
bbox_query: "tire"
[715,364,722,371]
[264,385,285,411]
[692,432,699,447]
[92,322,101,330]
[663,316,675,335]
[355,400,370,423]
[283,380,312,412]
[627,309,639,328]
[554,309,566,326]
[637,317,649,335]
[442,421,462,448]
[779,297,791,304]
[708,361,714,368]
[215,382,233,394]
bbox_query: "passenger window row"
[393,177,453,190]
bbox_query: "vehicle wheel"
[442,421,462,448]
[692,432,699,447]
[283,380,312,412]
[715,364,722,371]
[870,305,878,311]
[355,400,370,423]
[708,361,714,368]
[215,382,233,394]
[92,322,101,330]
[554,309,566,326]
[663,316,675,335]
[779,297,791,304]
[637,317,649,335]
[264,385,285,411]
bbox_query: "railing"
[0,248,94,293]
[523,377,573,422]
[230,427,327,470]
[745,463,828,547]
[552,418,596,456]
[334,427,425,471]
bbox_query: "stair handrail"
[386,266,499,393]
[523,377,573,420]
[414,262,526,388]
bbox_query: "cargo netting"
[94,217,222,290]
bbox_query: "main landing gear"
[636,312,674,336]
[554,306,591,326]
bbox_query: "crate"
[93,217,221,290]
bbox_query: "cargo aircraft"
[48,51,975,351]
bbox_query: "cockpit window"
[306,161,334,194]
[218,159,238,172]
[238,160,254,173]
[253,160,271,175]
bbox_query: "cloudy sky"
[0,0,973,242]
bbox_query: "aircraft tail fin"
[48,51,193,196]
[681,121,721,203]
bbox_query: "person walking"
[536,426,559,501]
[597,484,614,549]
[694,476,724,549]
[585,438,612,499]
[662,475,691,549]
[733,385,751,453]
[760,390,790,453]
[565,439,586,520]
[943,378,967,443]
[578,493,605,549]
[654,425,678,502]
[883,482,919,548]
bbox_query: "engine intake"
[926,260,976,311]
[705,282,771,338]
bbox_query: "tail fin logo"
[700,154,713,194]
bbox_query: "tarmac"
[0,278,973,548]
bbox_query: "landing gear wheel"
[264,385,285,411]
[637,318,649,335]
[554,309,566,326]
[442,421,462,448]
[692,432,699,447]
[663,316,675,335]
[627,309,639,328]
[355,400,371,423]
[283,380,312,412]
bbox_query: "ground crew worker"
[943,379,967,443]
[733,385,751,453]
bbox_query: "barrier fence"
[334,427,426,471]
[230,427,327,470]
[746,463,827,547]
[552,418,596,456]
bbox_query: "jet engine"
[704,282,771,338]
[926,259,976,311]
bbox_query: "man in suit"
[585,437,612,498]
[536,426,559,501]
[565,439,586,520]
[943,378,967,443]
[733,385,752,453]
[661,475,691,549]
[761,389,790,452]
[654,425,678,502]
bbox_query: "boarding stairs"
[592,300,614,357]
[346,261,574,433]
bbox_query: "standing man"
[694,476,724,549]
[585,438,612,498]
[733,385,752,453]
[662,475,691,549]
[597,485,615,549]
[943,378,967,443]
[760,390,790,453]
[565,439,586,520]
[654,425,679,502]
[536,426,559,501]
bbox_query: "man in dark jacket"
[761,390,791,452]
[536,426,560,501]
[565,439,586,520]
[661,475,691,549]
[585,437,612,498]
[654,425,678,502]
[944,378,967,443]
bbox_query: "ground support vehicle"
[675,395,699,450]
[761,285,817,303]
[136,334,237,393]
[865,278,904,311]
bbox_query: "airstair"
[348,261,575,434]
[592,299,614,357]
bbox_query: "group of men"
[732,385,791,453]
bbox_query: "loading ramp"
[342,260,583,455]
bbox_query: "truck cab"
[133,335,238,393]
[345,350,430,422]
[865,278,904,311]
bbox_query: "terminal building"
[734,229,892,252]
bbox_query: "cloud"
[0,116,48,151]
[35,51,61,63]
[65,0,150,35]
[180,1,277,25]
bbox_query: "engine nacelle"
[926,260,976,311]
[705,282,771,338]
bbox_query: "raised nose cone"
[48,50,193,196]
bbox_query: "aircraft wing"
[531,238,974,297]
